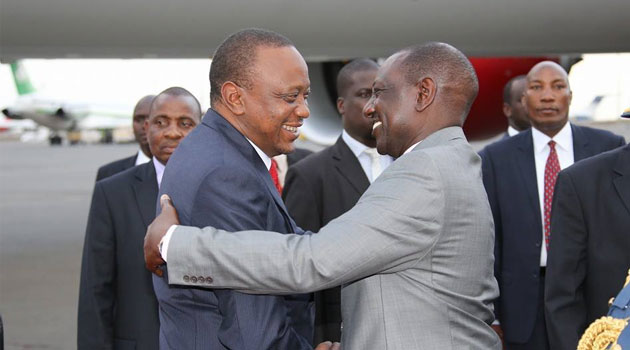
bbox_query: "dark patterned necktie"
[543,140,561,250]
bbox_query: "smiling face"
[363,53,420,157]
[238,46,310,157]
[145,94,200,164]
[523,63,572,137]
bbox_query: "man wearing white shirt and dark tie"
[78,87,201,350]
[281,58,392,343]
[479,61,625,349]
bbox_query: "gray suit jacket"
[165,126,501,349]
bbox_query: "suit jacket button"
[183,275,190,282]
[198,276,204,283]
[206,277,213,284]
[191,276,198,283]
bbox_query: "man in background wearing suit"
[480,61,625,349]
[502,75,529,137]
[146,42,501,350]
[282,58,392,343]
[545,111,630,350]
[151,29,315,350]
[95,95,154,181]
[78,87,201,350]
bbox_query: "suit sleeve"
[282,165,323,232]
[186,168,312,350]
[166,151,444,294]
[77,182,116,350]
[544,170,588,350]
[479,149,502,323]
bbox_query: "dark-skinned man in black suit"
[544,110,630,350]
[95,95,154,181]
[78,87,201,350]
[282,58,393,343]
[479,61,625,350]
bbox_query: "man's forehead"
[528,64,568,83]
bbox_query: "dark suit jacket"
[545,144,630,350]
[95,154,137,181]
[78,161,160,350]
[153,109,313,350]
[479,124,625,343]
[283,136,369,342]
[287,148,313,166]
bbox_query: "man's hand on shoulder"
[314,341,341,350]
[144,194,180,277]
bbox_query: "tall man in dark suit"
[151,29,315,349]
[78,87,201,350]
[95,95,154,181]
[282,58,392,343]
[545,111,630,350]
[502,75,529,137]
[480,61,625,349]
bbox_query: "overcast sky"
[1,54,629,121]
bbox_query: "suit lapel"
[571,124,591,161]
[516,130,543,228]
[332,137,370,195]
[613,146,630,215]
[132,162,159,227]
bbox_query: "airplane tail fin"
[10,61,36,95]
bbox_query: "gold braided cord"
[577,316,628,350]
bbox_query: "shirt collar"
[246,138,272,170]
[532,121,572,153]
[403,141,422,156]
[135,149,151,165]
[507,126,520,137]
[341,130,370,157]
[152,157,166,188]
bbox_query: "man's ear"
[336,97,345,115]
[221,81,246,116]
[503,102,512,118]
[416,78,436,113]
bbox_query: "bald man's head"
[398,42,479,122]
[523,61,572,137]
[363,42,478,157]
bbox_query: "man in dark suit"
[545,112,630,350]
[95,95,154,181]
[480,61,625,349]
[78,87,201,350]
[282,58,392,343]
[151,29,314,349]
[272,147,312,192]
[502,75,529,138]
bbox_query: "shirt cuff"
[159,225,178,262]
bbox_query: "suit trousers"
[507,269,550,350]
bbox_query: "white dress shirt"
[507,126,520,137]
[152,157,166,189]
[160,137,270,262]
[342,130,393,183]
[532,122,574,266]
[135,150,151,166]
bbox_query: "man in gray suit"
[145,42,501,349]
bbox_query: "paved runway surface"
[0,120,628,350]
[0,142,137,350]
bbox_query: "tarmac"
[0,141,137,350]
[0,119,628,350]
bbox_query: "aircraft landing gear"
[49,134,62,145]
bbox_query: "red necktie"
[269,159,283,195]
[543,140,561,250]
